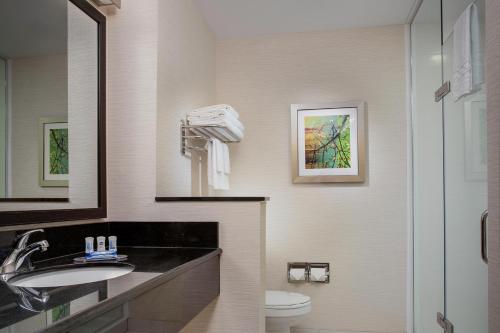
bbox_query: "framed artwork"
[290,102,366,183]
[464,97,487,181]
[39,117,69,187]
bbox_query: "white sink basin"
[8,264,134,288]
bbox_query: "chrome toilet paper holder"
[287,262,308,283]
[287,262,330,283]
[309,262,330,283]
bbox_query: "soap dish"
[73,254,128,263]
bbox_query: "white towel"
[190,125,243,143]
[207,138,230,190]
[215,139,224,173]
[207,139,214,187]
[187,104,244,142]
[187,112,245,131]
[452,3,483,100]
[222,144,230,175]
[189,118,244,141]
[190,104,239,119]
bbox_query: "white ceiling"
[194,0,417,39]
[0,0,67,59]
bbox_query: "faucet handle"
[14,229,44,249]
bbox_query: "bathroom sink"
[7,263,134,288]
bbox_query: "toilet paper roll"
[310,267,328,282]
[289,268,306,281]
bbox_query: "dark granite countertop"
[0,246,222,332]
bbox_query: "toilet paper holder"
[287,262,330,283]
[308,263,330,283]
[287,262,308,283]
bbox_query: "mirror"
[0,0,106,224]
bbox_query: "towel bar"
[180,119,240,156]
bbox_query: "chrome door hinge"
[437,312,454,333]
[435,81,451,102]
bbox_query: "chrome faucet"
[8,285,50,312]
[0,229,49,277]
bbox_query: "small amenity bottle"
[97,236,106,252]
[85,237,94,255]
[108,236,117,254]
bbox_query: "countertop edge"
[42,248,222,333]
[155,196,269,202]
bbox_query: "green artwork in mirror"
[49,128,69,175]
[51,303,70,323]
[39,117,69,187]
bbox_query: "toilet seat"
[265,290,311,317]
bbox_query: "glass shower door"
[411,0,445,332]
[412,0,488,331]
[442,0,488,332]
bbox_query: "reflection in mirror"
[0,289,101,332]
[0,0,99,209]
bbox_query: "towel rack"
[181,120,240,156]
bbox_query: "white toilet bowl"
[265,290,311,333]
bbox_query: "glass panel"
[442,0,488,332]
[0,58,6,198]
[411,0,445,332]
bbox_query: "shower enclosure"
[411,0,487,332]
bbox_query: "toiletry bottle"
[97,236,106,252]
[108,236,117,254]
[85,237,94,255]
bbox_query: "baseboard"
[292,329,383,333]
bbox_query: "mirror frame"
[0,0,107,226]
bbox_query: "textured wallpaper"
[216,25,407,332]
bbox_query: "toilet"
[265,290,311,333]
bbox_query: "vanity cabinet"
[67,255,220,333]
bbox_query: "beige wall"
[156,0,216,197]
[10,54,68,198]
[487,0,500,332]
[67,1,98,208]
[102,1,266,332]
[216,25,407,332]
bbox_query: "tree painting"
[304,115,351,169]
[49,128,69,175]
[52,303,70,322]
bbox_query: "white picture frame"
[39,117,69,187]
[290,101,366,183]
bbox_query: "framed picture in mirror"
[39,117,69,187]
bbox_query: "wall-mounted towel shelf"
[181,120,240,156]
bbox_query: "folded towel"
[189,118,244,141]
[187,104,244,142]
[452,3,483,100]
[187,112,245,131]
[190,104,239,119]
